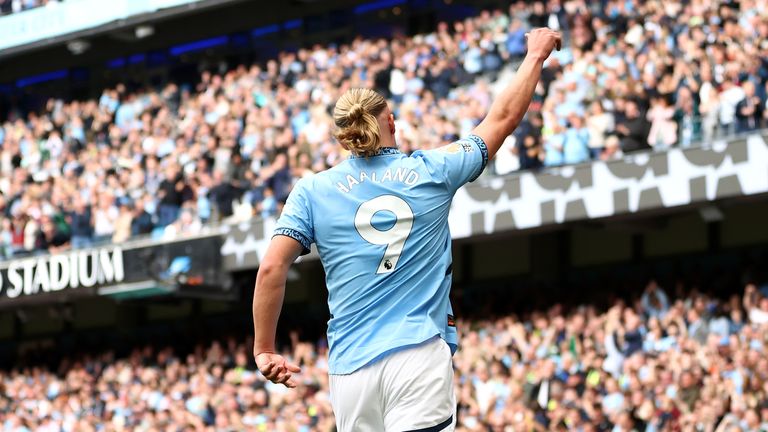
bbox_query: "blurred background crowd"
[1,0,767,258]
[3,280,768,431]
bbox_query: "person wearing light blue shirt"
[562,115,590,165]
[506,19,528,58]
[252,29,562,432]
[544,127,566,167]
[641,281,670,320]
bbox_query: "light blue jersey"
[273,135,488,374]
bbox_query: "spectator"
[543,124,565,167]
[616,100,651,153]
[263,153,292,203]
[699,70,721,143]
[112,200,134,243]
[640,280,670,320]
[736,81,763,133]
[389,62,406,104]
[506,18,528,59]
[9,215,26,256]
[514,111,544,170]
[719,80,745,136]
[191,178,212,224]
[765,82,768,125]
[516,135,544,171]
[562,114,590,165]
[68,195,93,249]
[257,187,278,220]
[157,164,188,227]
[743,284,768,325]
[600,135,623,162]
[90,193,117,244]
[0,218,12,258]
[209,170,239,220]
[647,96,678,151]
[23,213,40,252]
[163,208,201,239]
[674,87,701,148]
[130,195,154,237]
[687,308,709,345]
[38,214,68,252]
[527,1,549,28]
[586,100,614,159]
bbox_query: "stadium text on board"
[0,248,124,299]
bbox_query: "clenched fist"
[525,28,562,61]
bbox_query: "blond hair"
[333,88,388,157]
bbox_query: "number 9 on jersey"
[354,195,414,274]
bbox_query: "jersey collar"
[349,147,401,159]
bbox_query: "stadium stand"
[1,0,766,258]
[3,278,768,431]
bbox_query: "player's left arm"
[472,28,560,160]
[253,235,304,388]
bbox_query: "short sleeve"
[417,134,489,192]
[273,178,314,255]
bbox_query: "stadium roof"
[0,0,495,85]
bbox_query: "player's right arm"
[253,235,304,388]
[472,28,561,160]
[253,178,315,388]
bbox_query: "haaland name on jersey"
[335,167,420,194]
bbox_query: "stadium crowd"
[3,281,768,431]
[1,0,768,256]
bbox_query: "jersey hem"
[328,333,445,375]
[273,228,311,255]
[466,134,488,182]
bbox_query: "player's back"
[274,136,487,374]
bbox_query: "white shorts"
[329,336,456,432]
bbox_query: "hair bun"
[347,103,365,123]
[332,88,388,157]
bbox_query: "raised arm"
[472,28,561,160]
[252,235,305,388]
